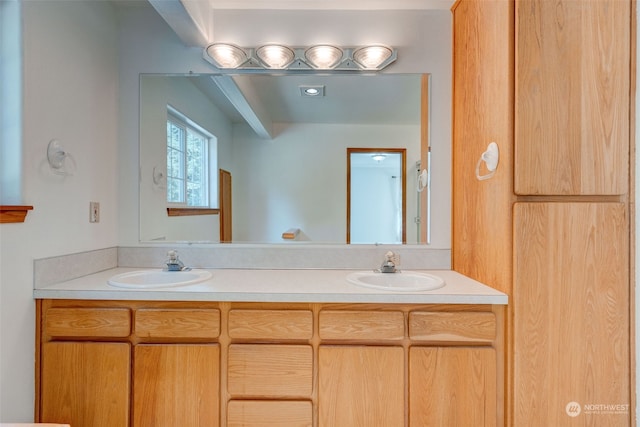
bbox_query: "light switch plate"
[89,202,100,223]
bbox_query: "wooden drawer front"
[45,308,131,337]
[135,309,220,339]
[227,400,312,427]
[228,344,313,398]
[319,310,405,341]
[228,309,312,340]
[409,312,496,343]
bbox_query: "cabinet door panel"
[515,0,630,195]
[410,347,496,427]
[133,344,220,427]
[227,344,312,398]
[318,346,404,427]
[514,203,630,425]
[227,400,312,427]
[41,342,130,427]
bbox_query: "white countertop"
[33,268,507,305]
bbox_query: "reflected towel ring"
[47,139,77,176]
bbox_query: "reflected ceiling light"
[256,44,295,69]
[205,43,248,69]
[203,43,396,71]
[353,45,393,70]
[304,45,343,69]
[299,85,325,97]
[372,154,386,162]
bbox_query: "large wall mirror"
[139,73,432,244]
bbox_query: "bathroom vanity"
[34,268,506,427]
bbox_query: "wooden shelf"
[0,205,33,223]
[167,208,219,217]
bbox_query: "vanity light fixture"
[353,45,394,70]
[256,44,295,69]
[205,43,248,69]
[304,45,343,69]
[203,43,397,71]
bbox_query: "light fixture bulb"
[205,43,247,69]
[353,45,393,70]
[304,45,343,69]
[256,44,295,69]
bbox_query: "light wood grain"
[514,203,630,426]
[227,400,312,427]
[228,309,312,340]
[40,342,130,427]
[0,205,33,223]
[451,0,514,295]
[45,307,131,337]
[227,344,312,398]
[318,310,404,340]
[318,346,404,427]
[135,308,220,339]
[410,347,496,426]
[133,344,220,427]
[515,0,630,195]
[409,311,496,343]
[219,169,232,243]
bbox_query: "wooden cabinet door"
[515,0,630,195]
[514,203,630,426]
[410,347,496,427]
[318,346,404,427]
[40,342,130,427]
[133,344,220,427]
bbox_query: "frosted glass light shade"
[205,43,247,68]
[304,45,343,69]
[256,44,295,69]
[353,45,393,69]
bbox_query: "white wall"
[231,122,424,243]
[139,75,233,242]
[0,0,119,421]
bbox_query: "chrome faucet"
[379,251,399,273]
[165,250,187,271]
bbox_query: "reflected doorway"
[347,148,406,244]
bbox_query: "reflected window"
[166,107,214,207]
[1,1,22,204]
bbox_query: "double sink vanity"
[34,249,507,427]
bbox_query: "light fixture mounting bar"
[204,43,397,72]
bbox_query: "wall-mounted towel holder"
[475,142,499,181]
[47,139,76,176]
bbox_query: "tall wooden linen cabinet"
[452,0,634,426]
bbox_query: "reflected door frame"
[347,148,407,244]
[219,169,232,243]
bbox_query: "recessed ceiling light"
[299,85,325,97]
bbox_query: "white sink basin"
[107,269,212,289]
[346,271,445,292]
